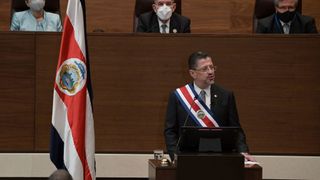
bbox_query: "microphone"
[175,95,199,158]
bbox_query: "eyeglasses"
[277,5,296,12]
[155,1,174,6]
[194,65,217,73]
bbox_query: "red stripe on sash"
[179,86,216,127]
[202,116,215,127]
[180,86,200,111]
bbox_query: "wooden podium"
[148,155,262,180]
[176,153,244,180]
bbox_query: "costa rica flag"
[50,0,95,180]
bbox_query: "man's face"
[153,0,176,12]
[276,0,296,13]
[189,57,216,89]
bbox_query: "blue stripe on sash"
[188,84,222,126]
[174,90,202,127]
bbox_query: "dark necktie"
[161,24,167,33]
[200,90,206,104]
[283,23,290,34]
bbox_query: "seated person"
[137,0,191,33]
[256,0,318,34]
[10,0,62,32]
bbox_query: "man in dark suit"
[137,0,190,33]
[256,0,318,34]
[164,51,255,161]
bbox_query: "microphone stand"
[173,96,198,164]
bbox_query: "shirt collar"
[193,82,211,96]
[158,19,170,32]
[280,20,292,26]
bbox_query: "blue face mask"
[277,11,296,23]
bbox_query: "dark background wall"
[0,33,319,154]
[0,0,319,33]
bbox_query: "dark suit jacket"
[137,11,191,33]
[256,13,318,33]
[164,83,249,160]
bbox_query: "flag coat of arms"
[50,0,95,180]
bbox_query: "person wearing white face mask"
[137,0,191,33]
[10,0,62,32]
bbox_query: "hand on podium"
[241,152,256,162]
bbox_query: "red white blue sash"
[175,84,221,127]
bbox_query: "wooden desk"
[148,159,262,180]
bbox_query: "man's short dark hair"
[188,51,211,70]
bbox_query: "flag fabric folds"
[50,0,95,180]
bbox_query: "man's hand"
[241,152,256,162]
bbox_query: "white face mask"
[27,0,45,12]
[156,5,173,21]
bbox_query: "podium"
[176,153,244,180]
[148,155,262,180]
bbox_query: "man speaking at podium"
[164,51,255,162]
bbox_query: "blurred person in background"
[11,0,62,32]
[256,0,317,34]
[137,0,190,33]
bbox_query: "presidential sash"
[175,84,221,127]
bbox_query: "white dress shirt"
[193,83,211,108]
[158,19,170,33]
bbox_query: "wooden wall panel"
[34,33,61,151]
[206,36,320,154]
[89,35,190,152]
[0,0,319,33]
[0,33,35,151]
[0,33,319,154]
[85,0,134,32]
[0,0,10,31]
[303,0,320,32]
[30,33,320,154]
[184,0,232,32]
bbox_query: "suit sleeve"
[56,15,62,32]
[10,13,20,31]
[183,18,191,33]
[164,92,179,160]
[255,20,266,33]
[306,17,318,33]
[228,92,249,152]
[136,15,147,32]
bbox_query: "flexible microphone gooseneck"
[174,96,199,158]
[182,96,199,127]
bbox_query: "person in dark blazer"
[164,51,255,161]
[137,0,190,33]
[256,0,318,34]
